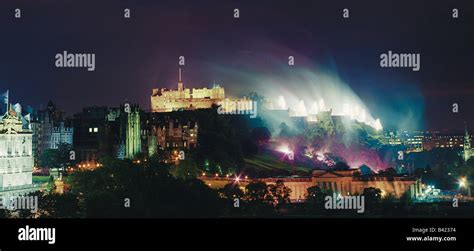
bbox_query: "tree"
[175,155,199,180]
[362,187,382,213]
[0,209,8,218]
[69,157,224,218]
[305,185,331,214]
[39,143,76,177]
[39,149,59,169]
[47,175,56,192]
[359,164,374,176]
[400,190,413,210]
[378,168,397,179]
[194,106,245,173]
[220,183,244,199]
[334,161,350,171]
[36,192,82,218]
[268,180,292,206]
[245,182,270,202]
[243,182,275,216]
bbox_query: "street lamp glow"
[459,177,467,188]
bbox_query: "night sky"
[0,0,472,131]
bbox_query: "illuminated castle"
[263,95,383,131]
[151,68,226,112]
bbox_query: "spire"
[5,103,17,118]
[465,122,471,145]
[177,68,184,92]
[465,121,468,137]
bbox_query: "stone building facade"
[0,105,34,193]
[151,69,225,113]
[202,169,421,202]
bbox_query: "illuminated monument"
[124,106,141,159]
[151,68,225,112]
[0,102,34,195]
[464,124,474,162]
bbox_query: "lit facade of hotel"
[0,105,34,194]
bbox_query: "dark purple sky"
[0,0,473,131]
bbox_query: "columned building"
[0,105,35,195]
[202,169,421,202]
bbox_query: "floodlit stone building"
[151,68,225,113]
[201,169,421,202]
[464,125,474,162]
[0,104,34,195]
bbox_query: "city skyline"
[0,0,473,131]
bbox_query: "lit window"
[89,128,92,133]
[94,128,98,133]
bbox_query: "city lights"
[459,177,467,188]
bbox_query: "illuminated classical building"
[261,169,420,201]
[201,169,420,202]
[151,68,225,112]
[0,104,34,194]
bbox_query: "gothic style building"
[30,101,73,166]
[464,125,474,162]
